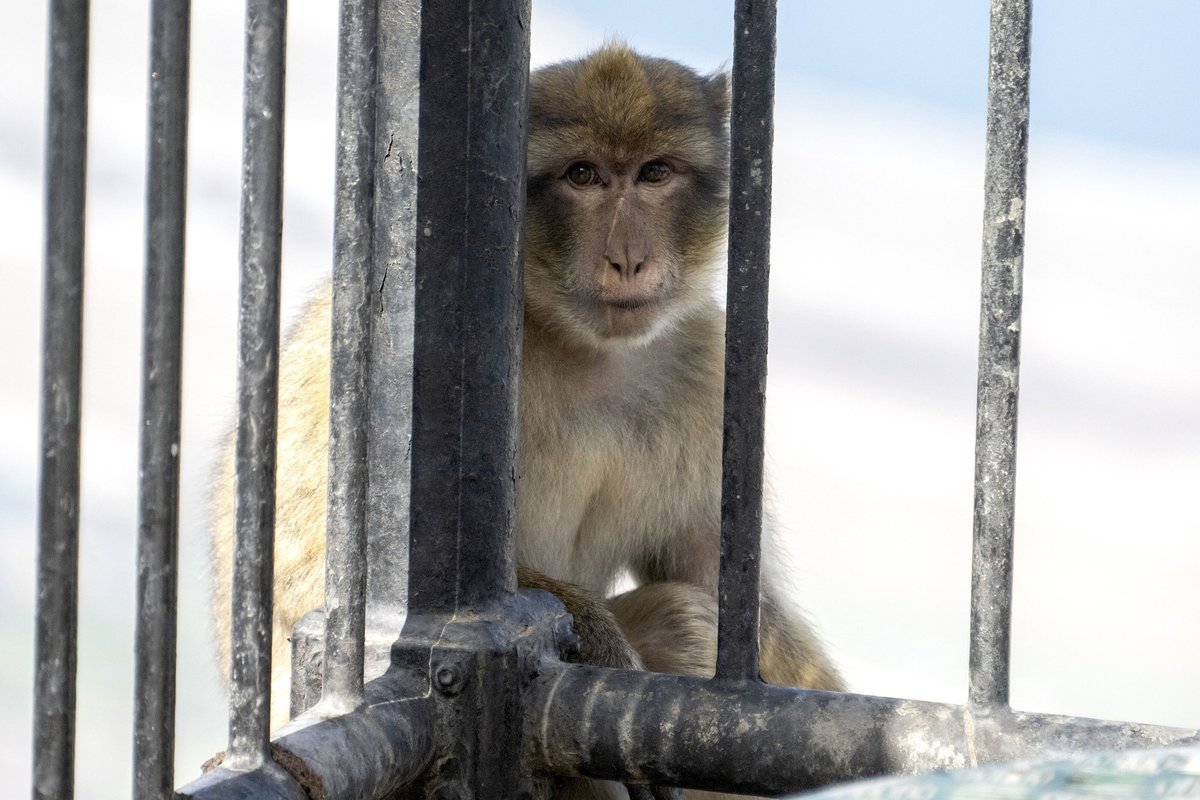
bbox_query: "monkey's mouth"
[603,297,658,311]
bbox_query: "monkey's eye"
[638,160,672,184]
[565,162,600,187]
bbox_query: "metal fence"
[30,0,1200,798]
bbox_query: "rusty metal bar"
[969,0,1032,710]
[716,0,777,681]
[33,0,90,797]
[132,0,191,795]
[227,0,287,769]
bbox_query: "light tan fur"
[210,44,842,799]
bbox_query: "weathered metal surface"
[405,0,530,614]
[132,0,191,796]
[969,0,1032,710]
[322,0,379,714]
[526,665,1200,796]
[393,591,573,799]
[179,669,435,799]
[227,0,287,770]
[176,762,308,800]
[292,0,423,720]
[261,670,435,800]
[363,0,419,627]
[33,0,90,797]
[716,0,777,683]
[805,745,1200,800]
[186,591,567,799]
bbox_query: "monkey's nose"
[608,258,645,277]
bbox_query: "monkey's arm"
[517,566,645,671]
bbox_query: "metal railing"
[30,0,1200,798]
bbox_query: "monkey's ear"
[704,72,730,117]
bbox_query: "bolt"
[434,661,465,695]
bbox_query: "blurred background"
[1,1,1197,796]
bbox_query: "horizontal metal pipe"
[716,0,778,682]
[526,665,1200,796]
[33,0,90,797]
[176,675,435,799]
[969,0,1033,710]
[174,763,308,800]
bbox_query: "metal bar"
[968,0,1032,710]
[363,0,418,627]
[132,0,190,796]
[715,0,778,681]
[228,0,287,770]
[527,666,1200,796]
[322,0,377,712]
[177,676,435,799]
[406,0,529,613]
[33,0,89,797]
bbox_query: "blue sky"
[545,0,1200,157]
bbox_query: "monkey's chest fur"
[516,312,725,596]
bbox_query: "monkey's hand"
[517,566,645,671]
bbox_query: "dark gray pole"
[321,0,378,713]
[33,0,89,797]
[405,0,530,614]
[716,0,778,681]
[132,0,191,796]
[227,0,287,769]
[968,0,1032,710]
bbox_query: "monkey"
[210,44,843,799]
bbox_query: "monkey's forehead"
[527,45,728,174]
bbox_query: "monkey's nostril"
[633,262,643,276]
[609,260,624,273]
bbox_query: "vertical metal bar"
[33,1,89,798]
[363,0,419,624]
[405,0,529,614]
[715,0,778,682]
[968,0,1032,710]
[228,0,286,769]
[322,0,377,710]
[132,0,190,795]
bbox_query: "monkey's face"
[525,45,730,348]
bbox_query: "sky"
[545,0,1200,157]
[0,1,1197,797]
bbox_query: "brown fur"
[210,44,842,800]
